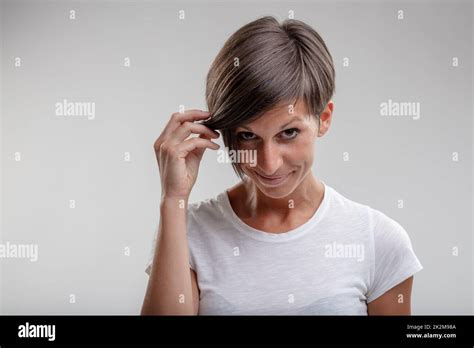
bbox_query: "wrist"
[160,194,189,208]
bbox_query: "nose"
[257,141,283,176]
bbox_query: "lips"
[258,173,285,179]
[254,171,292,186]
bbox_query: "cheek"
[285,136,315,163]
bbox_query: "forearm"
[141,196,194,315]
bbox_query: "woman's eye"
[237,132,257,141]
[280,128,300,139]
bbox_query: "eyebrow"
[238,116,304,132]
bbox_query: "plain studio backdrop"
[0,0,472,314]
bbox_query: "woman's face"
[235,100,332,199]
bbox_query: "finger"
[173,109,212,124]
[155,110,212,149]
[171,122,219,143]
[192,133,212,161]
[176,137,220,158]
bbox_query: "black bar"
[0,315,472,346]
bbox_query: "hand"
[153,110,220,199]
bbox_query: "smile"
[254,171,293,187]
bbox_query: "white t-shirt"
[145,181,423,315]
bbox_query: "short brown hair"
[202,15,335,179]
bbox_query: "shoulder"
[325,184,375,224]
[327,184,409,241]
[370,209,413,248]
[187,191,228,228]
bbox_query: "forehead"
[238,100,310,130]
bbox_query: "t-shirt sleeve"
[366,211,423,303]
[145,205,198,276]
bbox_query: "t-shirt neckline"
[219,180,331,243]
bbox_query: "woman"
[141,16,423,315]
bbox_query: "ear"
[318,101,334,137]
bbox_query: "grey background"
[0,0,472,314]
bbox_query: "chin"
[257,186,295,199]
